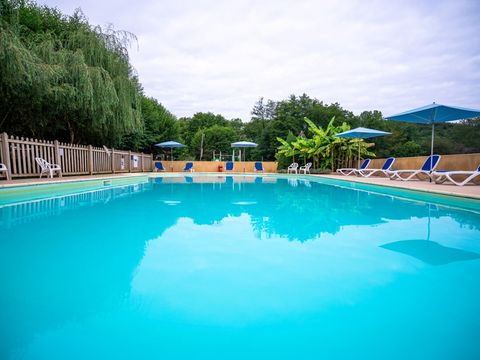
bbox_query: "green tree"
[0,0,141,146]
[120,96,178,152]
[190,125,237,160]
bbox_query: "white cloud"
[41,0,480,120]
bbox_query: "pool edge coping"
[0,171,479,201]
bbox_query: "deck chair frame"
[431,166,480,186]
[355,157,395,178]
[337,159,371,176]
[387,155,441,181]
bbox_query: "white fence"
[0,133,153,180]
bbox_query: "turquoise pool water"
[1,175,479,359]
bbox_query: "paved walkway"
[316,174,480,199]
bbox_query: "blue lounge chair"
[151,177,163,184]
[355,157,395,177]
[254,162,263,172]
[226,161,234,171]
[154,162,165,171]
[183,162,194,172]
[387,155,441,181]
[337,159,371,176]
[431,164,480,186]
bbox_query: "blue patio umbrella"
[155,141,186,170]
[385,102,480,169]
[231,141,258,161]
[336,127,391,168]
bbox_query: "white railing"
[0,132,153,180]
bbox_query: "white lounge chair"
[299,162,312,174]
[0,163,7,177]
[287,162,299,174]
[355,157,395,178]
[387,155,441,181]
[431,165,480,186]
[337,159,371,176]
[35,157,61,178]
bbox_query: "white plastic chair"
[431,165,480,186]
[0,163,7,177]
[35,157,61,178]
[299,162,312,174]
[287,162,299,174]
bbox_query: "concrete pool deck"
[0,172,479,200]
[315,174,480,200]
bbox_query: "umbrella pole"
[171,148,173,172]
[429,123,435,181]
[430,122,435,165]
[358,141,360,169]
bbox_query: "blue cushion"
[382,157,395,170]
[360,159,371,169]
[421,155,440,171]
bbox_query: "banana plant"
[276,116,376,171]
[276,134,299,162]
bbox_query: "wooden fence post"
[88,145,94,175]
[1,132,12,180]
[54,140,62,177]
[128,150,132,172]
[141,152,145,172]
[111,148,116,174]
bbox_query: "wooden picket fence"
[0,133,153,180]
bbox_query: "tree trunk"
[67,120,75,144]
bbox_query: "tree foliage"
[0,0,141,145]
[1,2,478,162]
[276,117,375,170]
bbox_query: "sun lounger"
[299,162,312,174]
[225,161,234,171]
[387,155,441,181]
[337,159,371,176]
[183,162,194,172]
[431,165,480,186]
[35,157,61,178]
[355,157,395,177]
[254,162,263,172]
[154,162,165,171]
[287,162,298,174]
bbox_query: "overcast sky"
[40,0,480,120]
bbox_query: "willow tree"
[0,0,142,146]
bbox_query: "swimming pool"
[1,175,479,359]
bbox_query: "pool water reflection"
[0,175,479,359]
